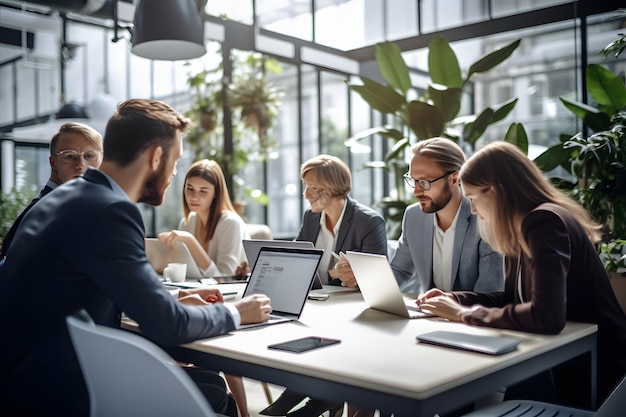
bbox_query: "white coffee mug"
[163,263,187,282]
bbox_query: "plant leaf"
[345,126,405,147]
[350,77,405,114]
[586,64,626,116]
[428,84,461,122]
[559,97,612,132]
[384,138,410,163]
[492,98,518,123]
[406,100,444,140]
[504,122,528,155]
[428,35,462,88]
[375,42,412,95]
[534,142,573,172]
[467,39,521,78]
[463,108,494,145]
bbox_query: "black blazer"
[0,168,236,415]
[296,196,387,285]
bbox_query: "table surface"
[125,284,598,416]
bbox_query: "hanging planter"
[200,109,217,132]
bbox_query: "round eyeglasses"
[403,171,455,191]
[55,149,102,164]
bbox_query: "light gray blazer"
[390,197,504,294]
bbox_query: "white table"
[129,285,598,416]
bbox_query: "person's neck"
[99,161,145,203]
[323,197,346,232]
[435,191,462,231]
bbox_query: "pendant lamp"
[131,0,206,60]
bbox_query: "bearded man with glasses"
[0,122,103,259]
[390,137,504,295]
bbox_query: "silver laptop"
[344,251,433,319]
[144,238,203,280]
[238,246,324,329]
[243,239,323,290]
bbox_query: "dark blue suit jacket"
[0,168,235,415]
[296,196,387,285]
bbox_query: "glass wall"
[1,2,623,241]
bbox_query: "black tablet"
[268,337,341,353]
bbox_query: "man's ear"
[451,171,461,186]
[149,145,164,171]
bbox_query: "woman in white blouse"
[158,159,250,417]
[159,159,249,277]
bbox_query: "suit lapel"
[450,197,472,288]
[335,197,354,251]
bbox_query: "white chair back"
[66,310,216,417]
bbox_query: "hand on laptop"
[235,261,250,276]
[178,288,224,306]
[331,253,358,288]
[416,289,469,322]
[234,294,273,324]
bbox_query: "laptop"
[243,239,323,290]
[238,246,324,329]
[144,238,203,280]
[344,251,434,319]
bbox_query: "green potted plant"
[0,188,36,251]
[346,37,526,238]
[534,20,626,309]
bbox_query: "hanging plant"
[227,72,281,152]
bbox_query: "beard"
[418,182,453,213]
[139,160,171,206]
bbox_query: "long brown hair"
[460,141,602,257]
[182,159,236,243]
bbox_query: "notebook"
[344,251,434,319]
[238,246,324,329]
[144,238,203,280]
[243,239,323,290]
[416,331,521,355]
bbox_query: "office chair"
[66,310,217,417]
[462,373,626,417]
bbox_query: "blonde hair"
[50,122,103,156]
[460,141,602,257]
[183,159,236,243]
[300,154,351,199]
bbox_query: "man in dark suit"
[0,122,103,259]
[0,99,272,416]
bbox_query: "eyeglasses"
[403,171,455,191]
[55,149,102,164]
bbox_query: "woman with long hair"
[159,159,250,416]
[159,159,249,277]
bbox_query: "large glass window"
[266,63,303,239]
[205,1,253,24]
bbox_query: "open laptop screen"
[243,247,323,316]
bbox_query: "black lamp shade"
[131,0,206,60]
[56,102,89,119]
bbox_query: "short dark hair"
[103,99,190,167]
